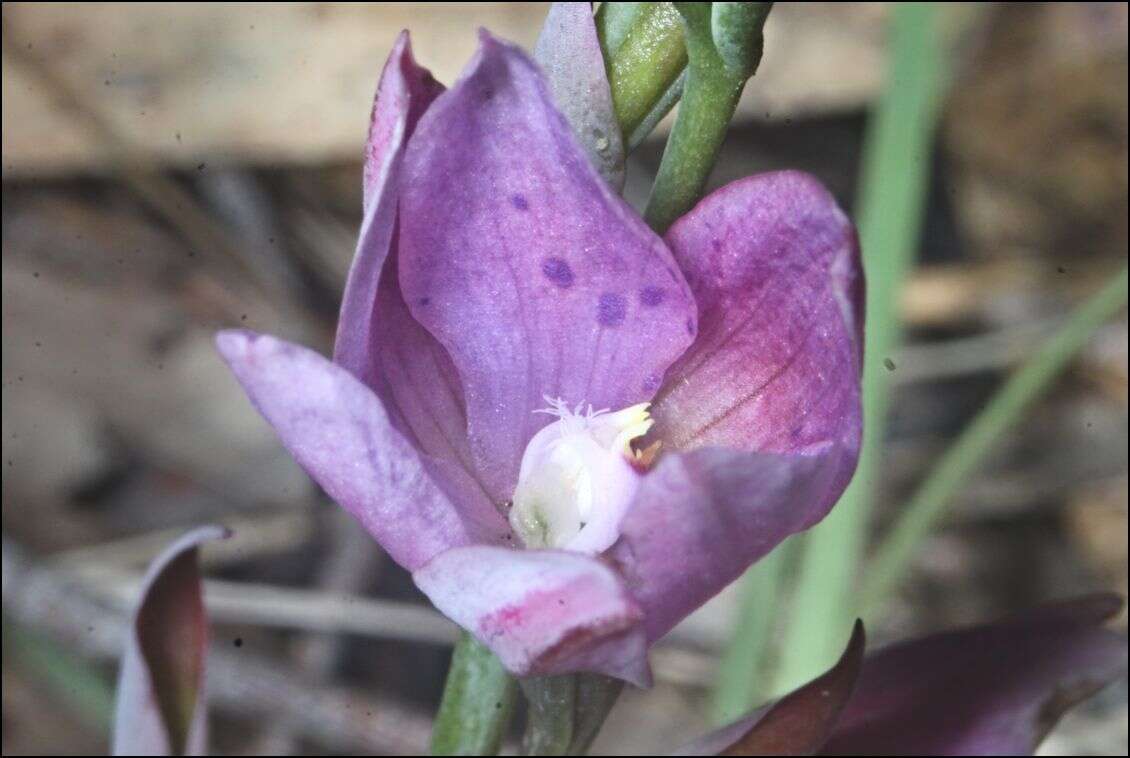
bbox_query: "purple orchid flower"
[679,596,1128,756]
[217,26,861,687]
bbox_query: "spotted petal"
[399,32,697,502]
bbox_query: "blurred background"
[2,3,1126,755]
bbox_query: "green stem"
[643,3,770,233]
[569,674,624,754]
[431,633,517,756]
[773,1,945,694]
[602,3,688,140]
[521,676,575,756]
[517,671,623,756]
[862,264,1129,612]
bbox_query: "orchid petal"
[626,174,861,634]
[370,253,496,505]
[113,526,229,756]
[336,31,443,385]
[399,32,697,501]
[216,330,506,571]
[609,444,847,642]
[822,596,1129,755]
[414,545,651,686]
[535,2,626,189]
[362,32,445,216]
[332,33,483,491]
[654,172,863,502]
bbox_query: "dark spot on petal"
[642,373,661,392]
[685,317,695,335]
[884,357,896,371]
[639,285,665,306]
[597,292,627,327]
[233,637,243,648]
[418,296,431,306]
[510,194,529,211]
[541,257,574,288]
[712,239,722,252]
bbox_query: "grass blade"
[862,264,1129,612]
[709,540,793,723]
[771,1,946,692]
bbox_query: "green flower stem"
[521,675,576,756]
[430,633,517,756]
[517,672,622,756]
[569,673,624,754]
[643,3,770,233]
[601,2,688,139]
[862,264,1129,612]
